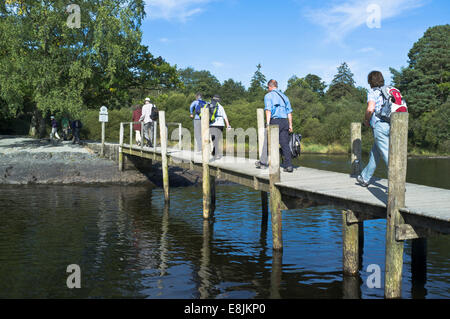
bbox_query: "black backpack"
[289,133,302,158]
[150,105,159,121]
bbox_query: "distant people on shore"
[61,116,70,141]
[50,116,61,141]
[71,119,82,144]
[209,95,231,159]
[255,79,294,173]
[189,93,206,153]
[139,97,156,147]
[357,71,390,187]
[132,104,142,146]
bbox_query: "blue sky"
[141,0,449,91]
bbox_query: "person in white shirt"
[209,95,231,159]
[139,97,155,147]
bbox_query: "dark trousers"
[260,118,292,168]
[73,128,81,144]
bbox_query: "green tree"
[219,79,247,104]
[326,62,357,100]
[0,0,179,136]
[390,24,450,151]
[178,67,221,99]
[248,63,266,101]
[304,74,327,97]
[390,24,450,118]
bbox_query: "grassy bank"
[301,142,450,157]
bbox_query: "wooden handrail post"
[159,112,170,203]
[351,122,362,176]
[140,121,144,153]
[385,112,408,298]
[258,108,269,224]
[201,107,213,219]
[154,120,158,148]
[268,124,283,250]
[178,123,182,150]
[153,120,157,160]
[129,123,132,152]
[119,122,124,171]
[257,108,265,159]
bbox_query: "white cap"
[145,97,151,102]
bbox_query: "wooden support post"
[201,107,212,219]
[351,122,362,176]
[119,122,124,171]
[159,112,169,203]
[342,210,359,275]
[257,108,265,159]
[350,123,364,268]
[385,112,409,299]
[268,124,283,251]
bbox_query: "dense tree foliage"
[0,0,180,136]
[390,24,450,152]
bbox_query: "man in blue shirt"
[189,93,203,152]
[256,79,294,172]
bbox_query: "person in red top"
[132,104,142,146]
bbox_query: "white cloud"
[159,37,170,43]
[145,0,214,22]
[305,0,427,43]
[212,61,224,68]
[357,47,376,53]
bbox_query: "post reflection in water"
[198,219,214,299]
[157,205,170,294]
[342,275,361,299]
[270,250,283,299]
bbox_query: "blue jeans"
[361,121,390,183]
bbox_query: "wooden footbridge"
[117,108,450,299]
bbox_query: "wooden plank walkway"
[122,144,450,232]
[117,109,449,298]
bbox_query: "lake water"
[0,154,448,299]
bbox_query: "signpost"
[99,106,108,156]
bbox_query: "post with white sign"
[99,106,108,156]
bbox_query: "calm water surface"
[0,154,448,298]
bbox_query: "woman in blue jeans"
[357,71,390,187]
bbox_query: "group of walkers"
[188,79,294,170]
[187,70,398,185]
[50,116,82,144]
[131,69,396,186]
[189,93,231,159]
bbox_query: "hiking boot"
[283,166,293,173]
[357,175,369,187]
[255,161,268,169]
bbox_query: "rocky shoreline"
[0,136,203,186]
